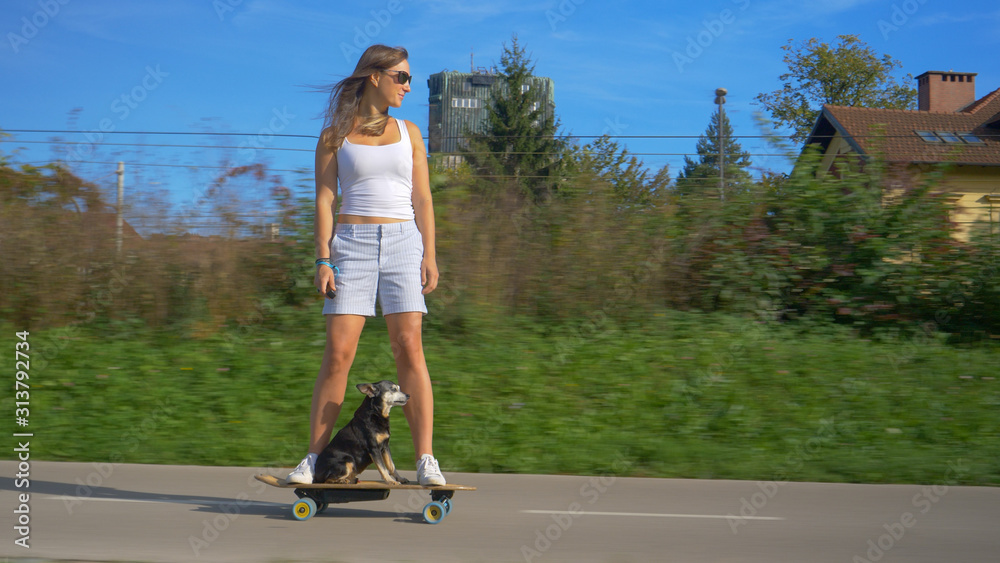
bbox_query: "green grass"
[5,307,999,485]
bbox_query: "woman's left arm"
[407,120,438,295]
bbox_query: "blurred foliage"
[2,136,998,338]
[3,36,996,481]
[2,119,998,483]
[8,307,998,484]
[424,145,999,338]
[0,161,305,333]
[672,148,995,335]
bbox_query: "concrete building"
[426,70,555,164]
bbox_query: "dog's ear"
[356,383,377,397]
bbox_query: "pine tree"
[464,36,565,200]
[676,110,752,200]
[575,135,670,207]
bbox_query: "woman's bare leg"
[308,314,367,453]
[385,312,434,461]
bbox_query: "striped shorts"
[322,221,427,317]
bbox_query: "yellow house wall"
[817,138,1000,241]
[935,165,1000,241]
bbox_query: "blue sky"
[2,0,998,233]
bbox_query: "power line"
[17,161,583,179]
[20,134,989,159]
[2,129,320,139]
[22,160,307,174]
[7,136,794,159]
[434,151,791,157]
[10,139,314,153]
[10,127,994,141]
[16,140,796,158]
[20,159,1000,183]
[0,128,740,139]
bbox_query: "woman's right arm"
[315,133,338,293]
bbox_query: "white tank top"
[336,117,414,220]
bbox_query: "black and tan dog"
[313,380,410,485]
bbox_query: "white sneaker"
[417,454,446,486]
[286,453,317,485]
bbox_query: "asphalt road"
[2,460,998,562]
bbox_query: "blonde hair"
[320,44,409,150]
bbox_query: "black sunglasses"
[381,69,412,86]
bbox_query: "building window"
[935,131,964,143]
[915,130,984,144]
[957,132,985,145]
[521,84,530,93]
[915,130,942,143]
[451,97,481,109]
[530,101,540,112]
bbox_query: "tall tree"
[463,35,565,200]
[573,135,670,207]
[675,109,752,200]
[755,35,917,143]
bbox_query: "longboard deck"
[255,473,476,491]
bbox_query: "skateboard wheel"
[292,498,317,521]
[441,498,452,515]
[317,502,329,514]
[422,501,446,524]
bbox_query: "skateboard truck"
[256,474,473,524]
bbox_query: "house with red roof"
[803,70,1000,240]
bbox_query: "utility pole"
[714,88,727,202]
[116,161,124,258]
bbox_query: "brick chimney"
[916,71,977,112]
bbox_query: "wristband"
[317,263,339,275]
